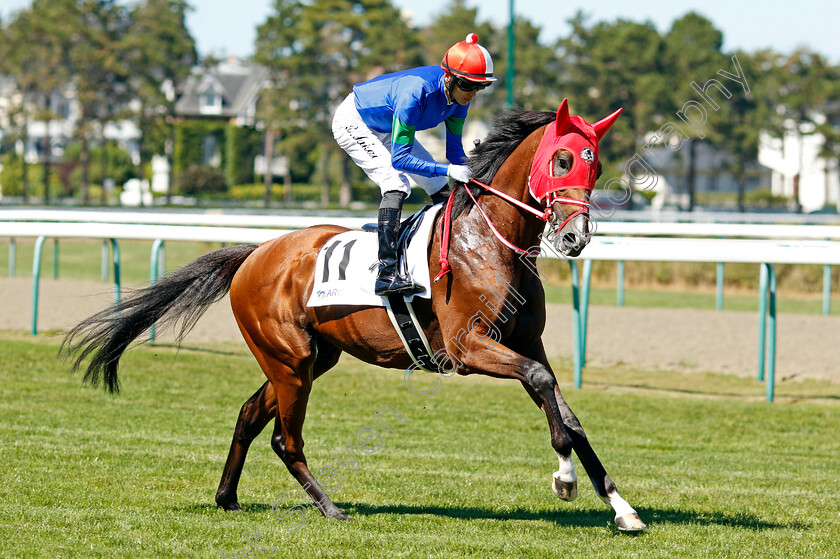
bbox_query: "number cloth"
[306,205,443,307]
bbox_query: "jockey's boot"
[375,193,422,296]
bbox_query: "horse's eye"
[552,150,573,177]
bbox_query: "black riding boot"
[375,193,422,296]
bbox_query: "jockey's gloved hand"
[446,164,472,184]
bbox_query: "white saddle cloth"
[306,204,442,308]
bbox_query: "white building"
[758,119,840,213]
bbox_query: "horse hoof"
[615,512,647,532]
[326,510,351,521]
[216,491,242,512]
[552,475,578,501]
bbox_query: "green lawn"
[1,334,839,558]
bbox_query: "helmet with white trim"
[441,33,497,83]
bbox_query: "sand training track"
[1,277,838,382]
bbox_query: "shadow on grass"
[187,500,806,532]
[338,502,807,531]
[143,342,245,357]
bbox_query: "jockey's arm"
[390,116,449,177]
[444,105,470,166]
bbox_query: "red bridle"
[434,100,622,283]
[433,180,590,283]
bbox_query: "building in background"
[758,119,840,213]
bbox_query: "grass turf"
[1,334,839,558]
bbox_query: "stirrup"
[375,274,423,296]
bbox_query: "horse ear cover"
[556,98,622,141]
[593,107,623,141]
[555,98,571,135]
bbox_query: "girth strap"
[384,294,444,374]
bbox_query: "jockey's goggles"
[453,77,490,92]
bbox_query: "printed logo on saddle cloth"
[306,205,442,308]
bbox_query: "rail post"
[31,236,46,335]
[109,239,121,302]
[616,260,625,306]
[149,239,165,342]
[9,237,16,277]
[570,260,582,388]
[765,264,777,402]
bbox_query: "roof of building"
[174,59,267,122]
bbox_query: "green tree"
[662,12,729,211]
[714,50,774,212]
[773,48,834,211]
[255,0,423,207]
[1,0,75,203]
[124,0,197,203]
[71,0,134,203]
[558,13,670,182]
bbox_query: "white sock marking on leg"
[599,490,636,518]
[554,453,577,483]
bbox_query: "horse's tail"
[61,243,259,393]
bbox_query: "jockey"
[332,33,496,296]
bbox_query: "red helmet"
[441,33,497,83]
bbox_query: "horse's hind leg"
[215,339,341,512]
[264,349,349,521]
[216,381,276,511]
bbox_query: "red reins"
[433,179,591,282]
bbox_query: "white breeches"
[331,93,447,197]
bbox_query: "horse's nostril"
[563,233,578,246]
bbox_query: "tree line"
[1,0,838,209]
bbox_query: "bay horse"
[62,99,646,532]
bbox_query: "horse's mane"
[450,109,556,220]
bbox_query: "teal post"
[616,260,625,306]
[53,238,59,279]
[110,239,121,302]
[716,262,724,310]
[31,236,46,335]
[149,239,165,343]
[757,264,768,382]
[506,0,515,108]
[9,238,16,277]
[570,260,582,388]
[581,259,592,369]
[823,264,831,315]
[766,264,777,403]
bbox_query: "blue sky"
[2,0,838,62]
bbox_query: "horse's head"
[529,98,621,258]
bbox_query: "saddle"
[362,204,438,278]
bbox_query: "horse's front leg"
[519,379,646,531]
[555,386,646,531]
[516,342,646,531]
[449,341,639,528]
